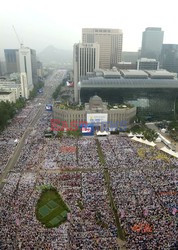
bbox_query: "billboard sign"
[87,113,108,124]
[82,127,92,133]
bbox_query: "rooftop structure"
[120,70,148,79]
[0,80,21,100]
[0,91,11,95]
[95,69,121,78]
[145,70,176,79]
[0,91,16,103]
[80,77,178,88]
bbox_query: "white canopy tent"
[131,137,156,147]
[96,131,110,136]
[160,147,178,159]
[128,133,144,138]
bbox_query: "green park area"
[36,187,70,228]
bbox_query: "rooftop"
[138,58,158,62]
[120,70,148,78]
[0,91,11,95]
[55,103,84,111]
[95,69,121,78]
[145,70,176,79]
[80,77,178,88]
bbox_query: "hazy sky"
[0,0,178,56]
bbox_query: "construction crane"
[12,25,23,48]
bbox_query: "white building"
[0,91,16,103]
[19,47,37,98]
[73,43,100,102]
[0,80,21,100]
[82,28,123,69]
[20,72,32,99]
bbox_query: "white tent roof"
[131,137,156,147]
[160,147,178,158]
[128,133,144,138]
[96,131,109,136]
[155,137,162,143]
[131,136,140,142]
[128,132,134,137]
[157,133,171,145]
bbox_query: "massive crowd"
[0,95,177,249]
[100,136,177,249]
[0,99,43,175]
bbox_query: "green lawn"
[36,188,70,228]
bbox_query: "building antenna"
[12,25,23,48]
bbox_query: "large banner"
[82,127,92,133]
[87,113,108,124]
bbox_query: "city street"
[0,69,66,190]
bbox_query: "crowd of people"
[100,136,177,249]
[0,99,43,175]
[0,97,177,249]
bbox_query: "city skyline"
[0,0,178,56]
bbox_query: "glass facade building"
[161,44,178,73]
[4,49,19,74]
[80,78,178,121]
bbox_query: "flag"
[172,208,177,215]
[120,209,125,218]
[143,208,148,217]
[16,218,20,226]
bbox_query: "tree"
[0,98,26,132]
[52,85,61,100]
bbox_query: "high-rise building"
[0,61,2,76]
[160,44,178,73]
[73,43,100,102]
[4,49,20,74]
[20,72,30,99]
[82,28,123,69]
[19,47,37,87]
[141,27,164,60]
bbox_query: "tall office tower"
[73,43,100,102]
[82,28,123,69]
[0,61,2,76]
[161,44,178,73]
[20,72,30,99]
[141,27,164,60]
[19,47,38,93]
[4,49,20,74]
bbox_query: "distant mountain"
[38,45,72,64]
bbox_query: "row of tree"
[130,124,158,141]
[52,75,69,100]
[0,98,26,132]
[29,82,44,99]
[52,85,62,100]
